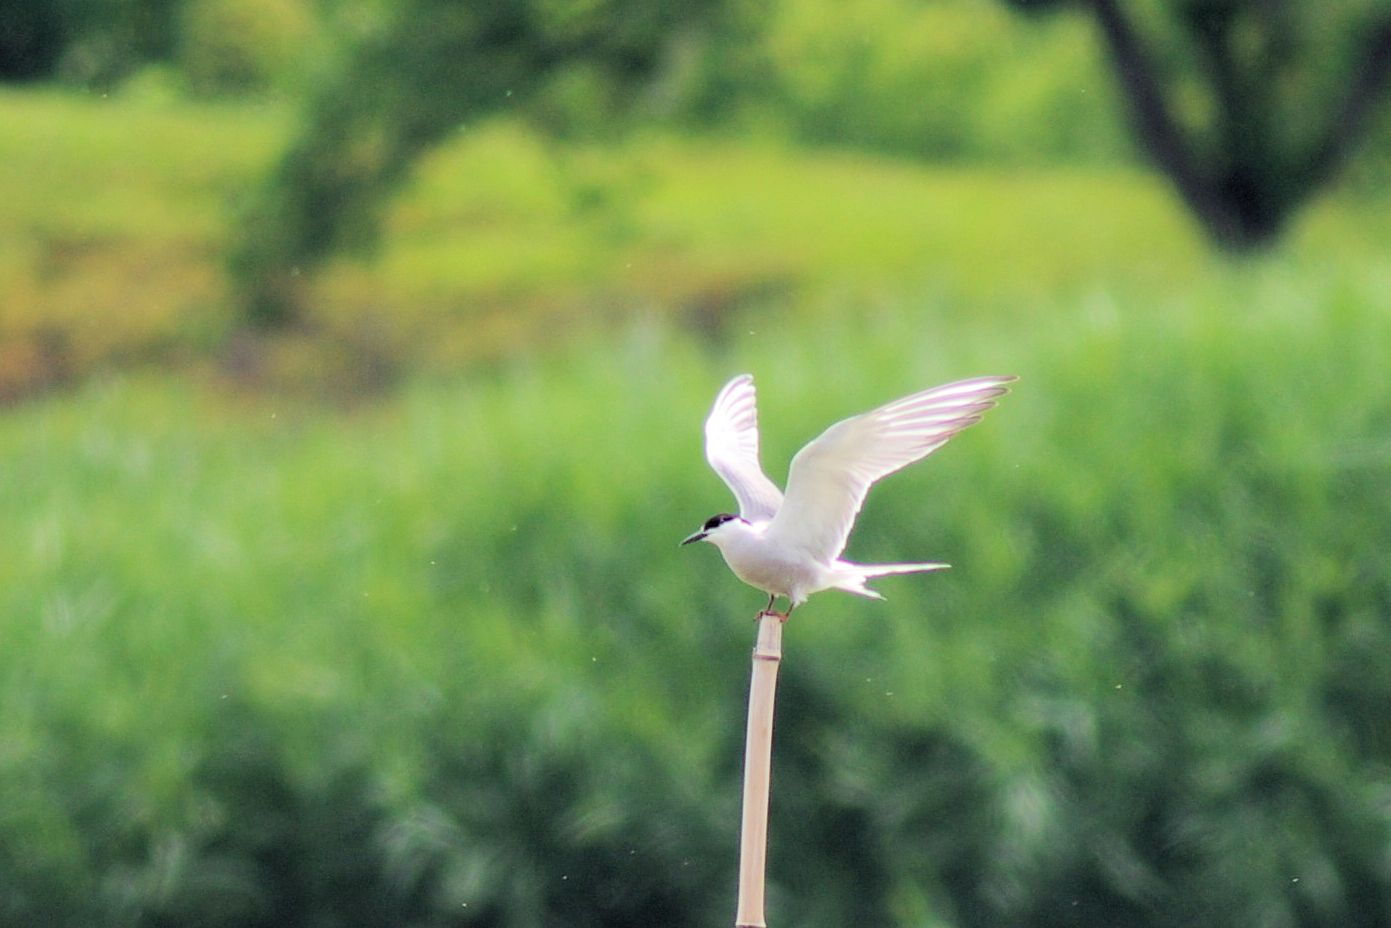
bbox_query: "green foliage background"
[4,1,1391,927]
[7,166,1391,923]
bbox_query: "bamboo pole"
[735,611,784,928]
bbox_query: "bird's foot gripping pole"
[735,611,784,928]
[756,595,791,623]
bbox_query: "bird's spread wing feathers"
[704,374,784,521]
[766,375,1015,561]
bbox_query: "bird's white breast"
[714,523,823,599]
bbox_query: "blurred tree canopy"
[231,0,1391,325]
[1006,0,1391,249]
[6,0,1390,320]
[0,0,180,83]
[229,0,762,327]
[0,0,312,92]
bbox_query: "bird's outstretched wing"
[766,376,1016,561]
[704,374,784,521]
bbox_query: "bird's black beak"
[680,530,707,547]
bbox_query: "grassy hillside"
[6,86,1388,397]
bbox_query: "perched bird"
[682,373,1015,618]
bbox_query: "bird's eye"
[704,513,736,530]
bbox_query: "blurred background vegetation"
[3,1,1391,926]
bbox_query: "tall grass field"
[3,90,1391,927]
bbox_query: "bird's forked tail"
[832,561,949,600]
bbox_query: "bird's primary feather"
[703,374,784,521]
[763,375,1015,562]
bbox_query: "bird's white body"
[683,373,1014,613]
[706,519,828,604]
[702,517,940,606]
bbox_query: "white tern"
[682,373,1015,617]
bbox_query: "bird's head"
[681,512,744,547]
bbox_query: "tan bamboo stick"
[735,611,785,928]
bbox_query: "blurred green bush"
[4,258,1391,926]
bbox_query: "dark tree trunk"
[1084,0,1391,251]
[1294,23,1391,203]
